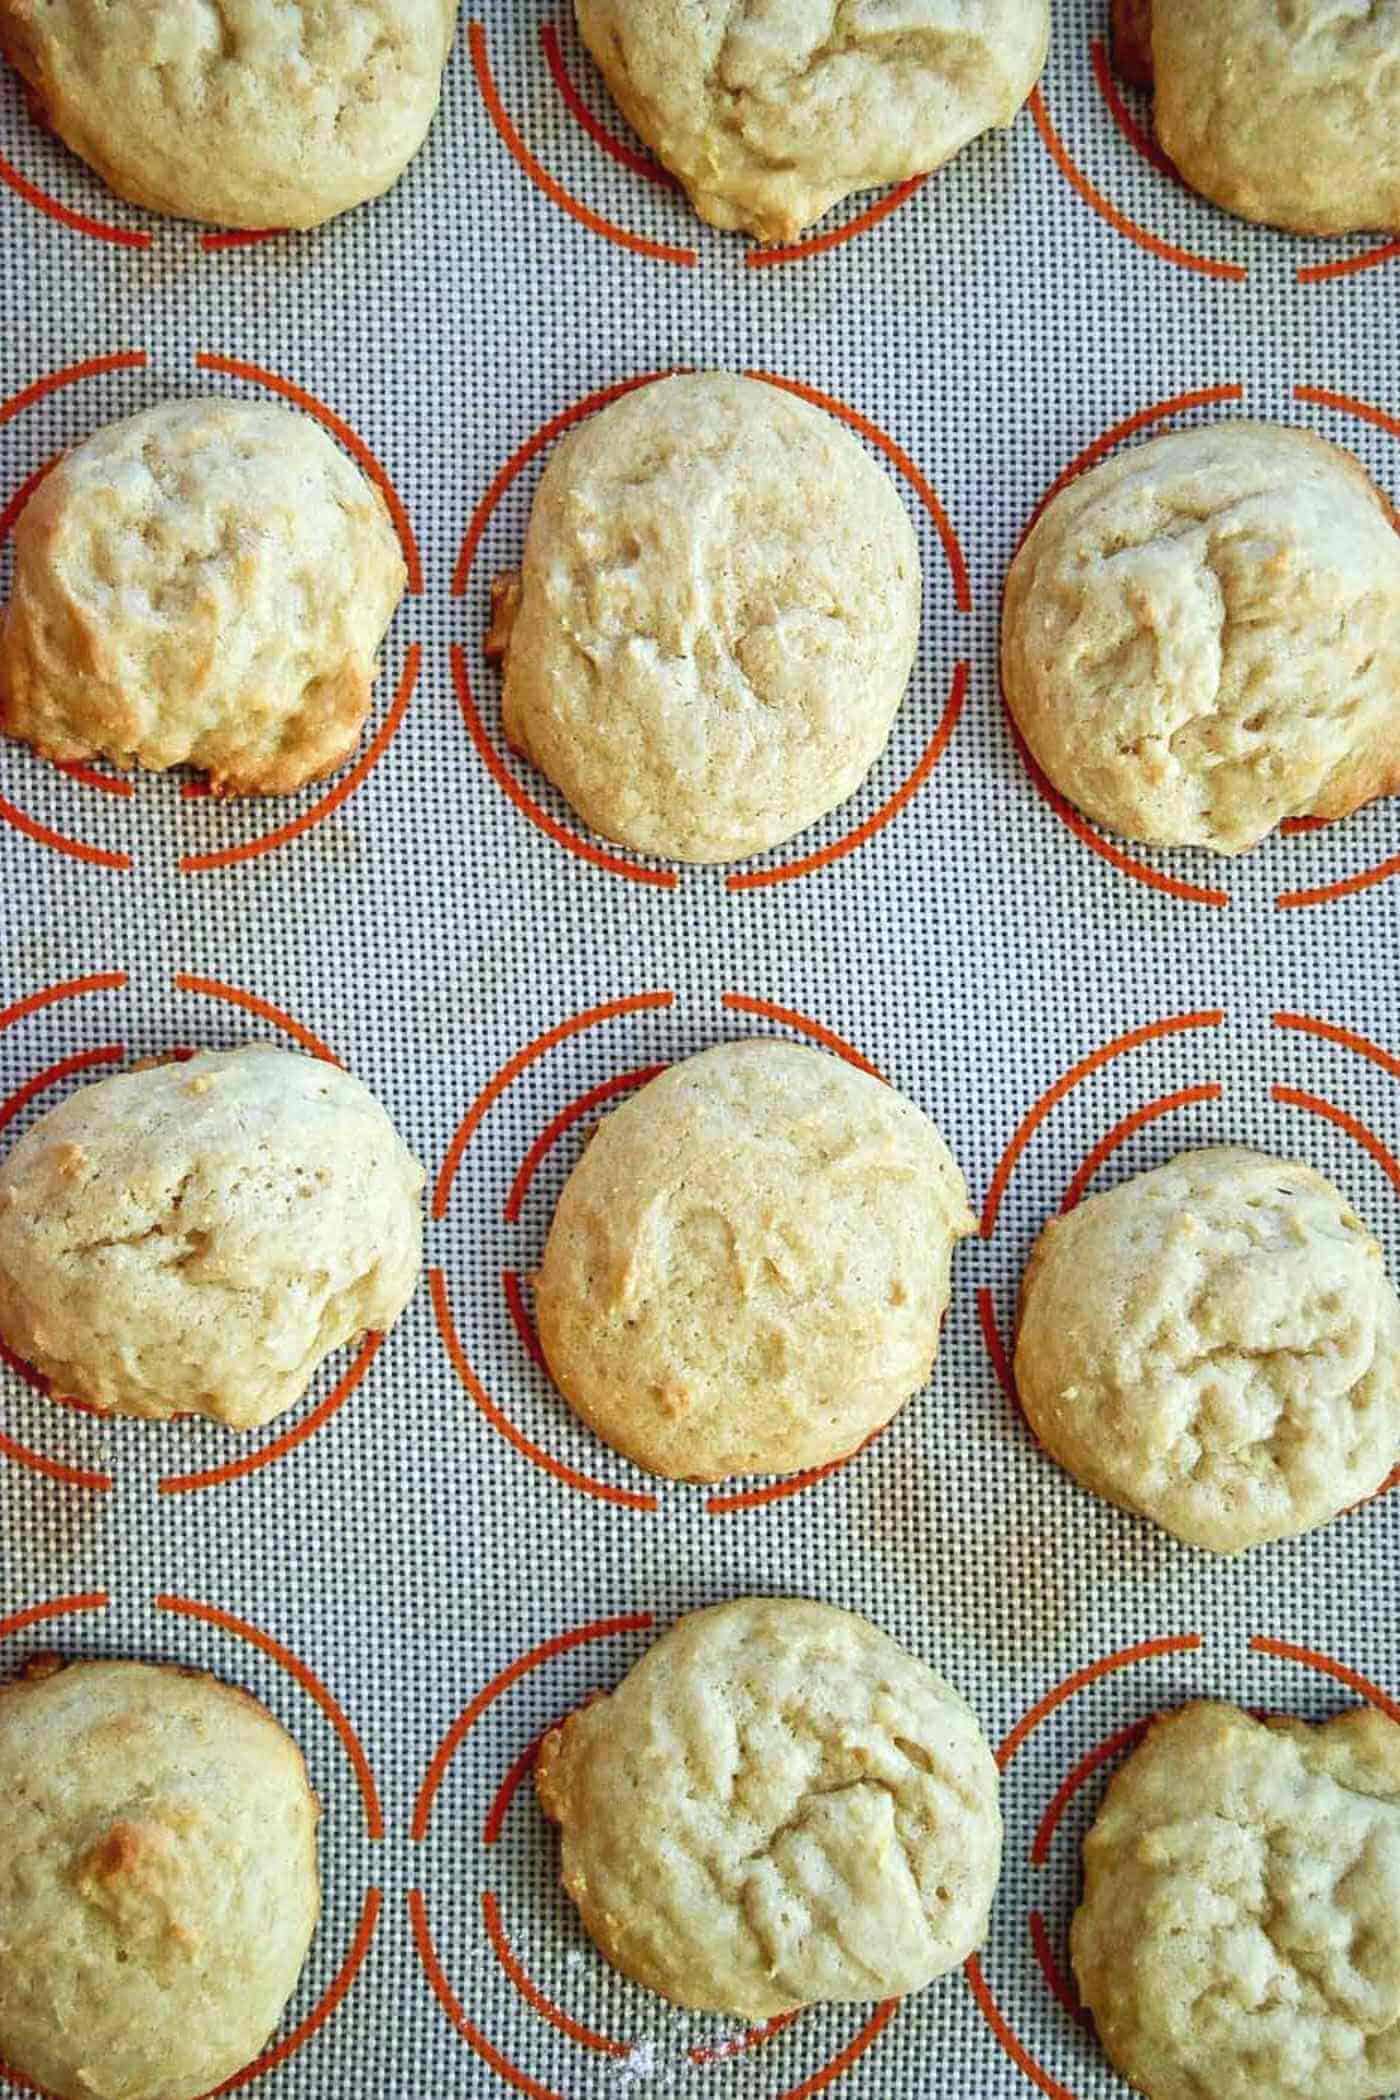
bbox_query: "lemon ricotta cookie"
[1014,1147,1400,1554]
[575,0,1050,241]
[493,371,923,864]
[0,1657,321,2100]
[537,1598,1002,2015]
[1002,421,1400,853]
[0,398,406,794]
[533,1039,974,1481]
[1073,1701,1400,2100]
[1114,0,1400,236]
[0,0,457,228]
[0,1045,424,1428]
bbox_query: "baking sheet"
[0,5,1398,2095]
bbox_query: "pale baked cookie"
[0,399,406,794]
[1117,0,1400,236]
[1002,422,1400,853]
[1073,1701,1400,2100]
[575,0,1050,242]
[0,1045,424,1429]
[0,1657,320,2100]
[537,1598,1002,2015]
[495,372,922,863]
[1014,1148,1400,1554]
[534,1039,974,1481]
[0,0,457,229]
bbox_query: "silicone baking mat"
[1,6,1398,2096]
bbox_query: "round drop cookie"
[0,0,457,229]
[1014,1148,1400,1554]
[495,371,923,863]
[0,399,407,794]
[575,0,1050,242]
[534,1039,974,1481]
[1073,1701,1400,2100]
[1119,0,1400,236]
[0,1045,424,1429]
[0,1658,321,2100]
[536,1598,1002,2015]
[1002,422,1400,853]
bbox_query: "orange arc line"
[504,1065,665,1222]
[1277,851,1400,911]
[0,1046,124,1138]
[179,644,420,872]
[411,1604,653,1840]
[501,1269,550,1376]
[729,661,967,891]
[746,370,971,611]
[1294,385,1400,445]
[0,454,59,548]
[54,759,134,799]
[1029,83,1246,280]
[1249,1637,1400,1726]
[0,148,151,247]
[997,1635,1203,1770]
[200,228,280,251]
[1272,1012,1400,1083]
[1298,238,1400,285]
[0,972,127,1037]
[171,973,340,1064]
[965,1953,1078,2100]
[1088,36,1179,183]
[158,1331,382,1494]
[482,1724,549,1845]
[408,1890,566,2100]
[1281,813,1331,835]
[748,173,927,268]
[689,2011,801,2065]
[1018,385,1244,548]
[470,21,697,266]
[1032,1716,1154,1865]
[194,355,421,592]
[153,1594,384,1838]
[1270,1085,1400,1195]
[705,1428,880,1516]
[210,1886,382,2093]
[430,1269,659,1513]
[719,994,884,1080]
[450,645,678,889]
[0,792,131,870]
[538,23,677,189]
[433,989,674,1217]
[981,1011,1226,1238]
[976,1286,1020,1409]
[481,1891,631,2058]
[0,352,148,430]
[1028,1911,1087,2029]
[0,1591,108,1642]
[1060,1083,1222,1212]
[775,2000,901,2100]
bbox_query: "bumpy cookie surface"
[1014,1147,1400,1554]
[0,1659,321,2100]
[575,0,1049,241]
[498,371,922,863]
[536,1598,1002,2015]
[0,1046,424,1428]
[0,399,406,794]
[534,1039,973,1480]
[1129,0,1400,236]
[1002,422,1400,853]
[1073,1702,1400,2100]
[0,0,456,228]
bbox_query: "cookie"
[1014,1147,1400,1554]
[534,1039,973,1481]
[0,399,406,795]
[0,0,457,229]
[575,0,1050,242]
[1002,422,1400,853]
[1073,1701,1400,2100]
[0,1045,424,1429]
[0,1657,320,2100]
[1121,0,1400,236]
[536,1598,1002,2015]
[496,371,923,863]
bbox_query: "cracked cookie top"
[0,0,457,228]
[1073,1701,1400,2100]
[575,0,1050,242]
[1001,420,1400,854]
[0,1044,424,1429]
[1014,1146,1400,1554]
[536,1597,1002,2016]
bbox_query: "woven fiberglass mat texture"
[0,6,1397,2097]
